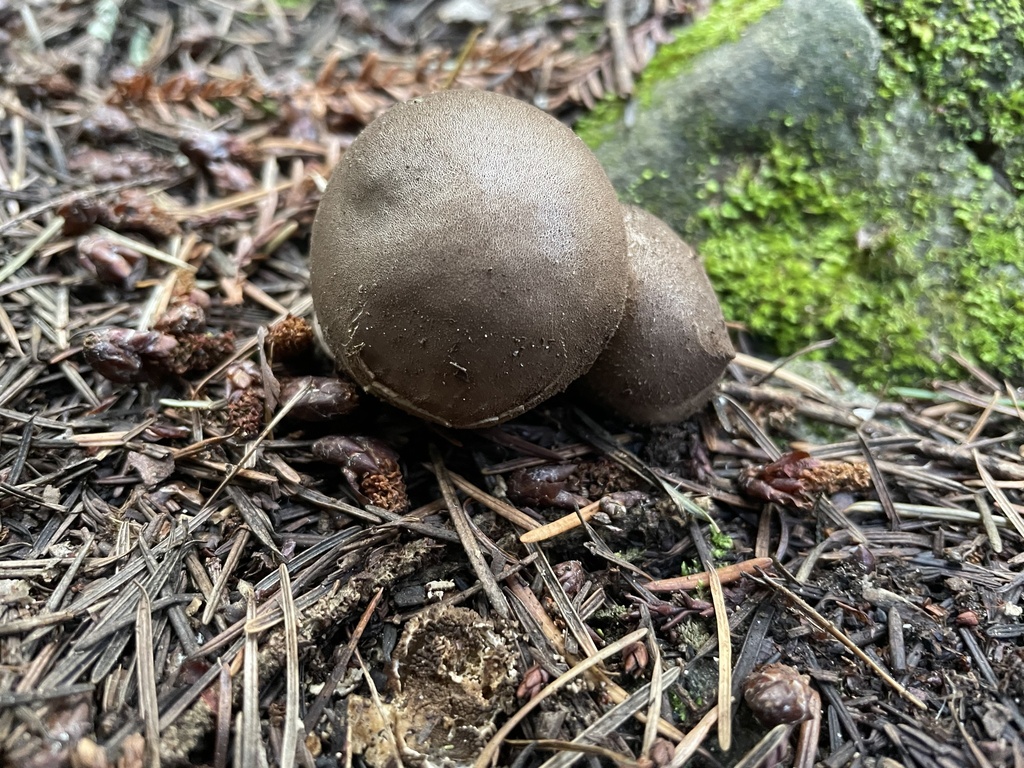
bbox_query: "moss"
[709,529,733,559]
[696,137,884,372]
[575,0,783,149]
[675,619,712,651]
[948,216,1024,368]
[574,94,628,152]
[624,168,671,204]
[690,100,1024,385]
[669,690,689,722]
[865,0,1024,191]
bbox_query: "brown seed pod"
[77,235,146,289]
[155,301,206,335]
[313,436,409,513]
[225,361,265,438]
[743,663,817,726]
[553,560,586,597]
[506,463,587,509]
[739,450,872,509]
[82,328,177,384]
[268,315,314,360]
[310,89,628,429]
[622,641,649,677]
[956,610,980,627]
[516,664,550,701]
[278,376,359,421]
[575,205,734,425]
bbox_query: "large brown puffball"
[575,205,734,424]
[310,89,629,428]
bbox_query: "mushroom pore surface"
[310,89,629,428]
[575,205,734,425]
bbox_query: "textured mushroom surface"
[575,205,734,425]
[310,89,628,428]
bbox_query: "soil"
[1,2,1023,767]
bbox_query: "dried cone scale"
[743,662,822,768]
[310,89,629,428]
[575,205,734,424]
[743,663,818,726]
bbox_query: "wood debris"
[1,2,1023,767]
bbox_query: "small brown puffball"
[575,205,734,424]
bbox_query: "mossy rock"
[579,0,1024,386]
[867,0,1024,193]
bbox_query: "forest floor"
[1,1,1023,767]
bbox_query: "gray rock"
[580,0,1024,385]
[594,0,879,217]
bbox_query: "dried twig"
[520,501,601,543]
[690,519,732,751]
[134,587,161,768]
[431,446,511,619]
[278,564,300,768]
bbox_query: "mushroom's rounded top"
[574,205,734,425]
[310,89,629,428]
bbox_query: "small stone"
[437,0,493,24]
[956,610,980,627]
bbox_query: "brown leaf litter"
[2,2,1024,767]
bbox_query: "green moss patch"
[690,108,1024,385]
[866,0,1024,191]
[635,0,784,91]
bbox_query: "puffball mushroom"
[310,89,629,429]
[575,205,734,425]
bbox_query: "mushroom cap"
[575,205,734,425]
[310,89,629,428]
